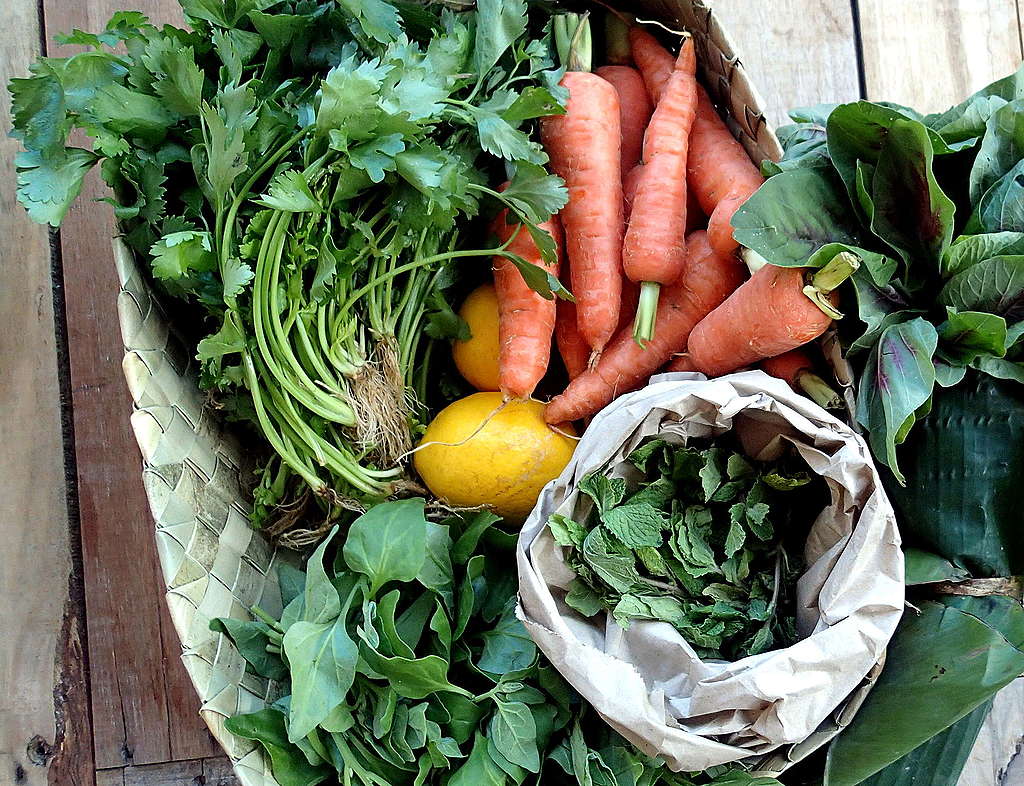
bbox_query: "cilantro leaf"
[501,162,567,222]
[88,82,177,141]
[14,148,98,227]
[474,0,528,76]
[9,71,68,156]
[337,0,402,44]
[150,230,217,281]
[255,170,321,212]
[348,133,406,183]
[197,310,246,363]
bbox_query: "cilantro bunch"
[213,499,782,786]
[550,438,823,661]
[9,0,570,526]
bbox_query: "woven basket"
[112,2,867,782]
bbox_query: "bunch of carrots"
[487,13,853,423]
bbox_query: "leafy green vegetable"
[213,500,775,786]
[550,437,823,660]
[10,0,570,530]
[736,64,1024,481]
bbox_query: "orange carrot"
[760,348,816,389]
[555,299,590,381]
[629,26,674,103]
[617,278,640,333]
[622,38,698,344]
[665,354,697,373]
[623,163,643,221]
[596,65,653,179]
[760,349,842,409]
[688,86,765,255]
[688,254,858,377]
[491,210,564,400]
[545,231,745,423]
[541,14,624,358]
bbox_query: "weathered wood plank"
[859,0,1024,112]
[203,757,241,786]
[0,2,89,785]
[122,759,203,786]
[708,0,861,128]
[40,0,218,769]
[96,768,127,786]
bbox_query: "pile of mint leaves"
[9,0,571,526]
[214,499,782,786]
[729,67,1024,786]
[550,437,820,661]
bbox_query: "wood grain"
[0,1,87,785]
[40,0,218,770]
[708,0,861,128]
[859,0,1024,112]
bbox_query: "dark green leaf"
[418,521,454,607]
[825,598,1024,786]
[564,580,604,617]
[903,548,971,586]
[359,643,470,699]
[936,308,1007,364]
[855,318,939,483]
[209,617,286,680]
[601,503,664,548]
[478,603,536,676]
[977,158,1024,232]
[225,709,330,786]
[969,98,1024,204]
[941,231,1024,277]
[14,148,99,227]
[938,255,1024,319]
[448,732,508,786]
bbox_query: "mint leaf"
[601,503,664,549]
[578,473,626,513]
[565,580,603,617]
[547,514,587,548]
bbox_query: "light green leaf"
[490,699,540,772]
[600,503,664,549]
[343,499,428,597]
[14,147,98,227]
[937,308,1007,364]
[578,473,626,513]
[255,170,321,212]
[474,0,528,76]
[903,548,970,586]
[149,230,217,281]
[283,615,358,742]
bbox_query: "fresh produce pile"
[212,500,782,786]
[10,0,1024,784]
[550,437,820,661]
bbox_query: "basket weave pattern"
[112,3,849,782]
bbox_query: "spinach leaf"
[343,498,428,597]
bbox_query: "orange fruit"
[452,283,500,391]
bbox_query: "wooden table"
[1,1,1022,784]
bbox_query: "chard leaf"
[731,167,864,266]
[942,231,1024,277]
[938,255,1024,319]
[855,318,939,483]
[976,158,1024,232]
[869,118,956,266]
[937,308,1007,364]
[969,98,1024,205]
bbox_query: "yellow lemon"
[452,283,500,391]
[414,392,576,521]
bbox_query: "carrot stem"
[803,251,859,319]
[604,11,633,65]
[795,370,843,410]
[555,12,593,72]
[633,281,661,345]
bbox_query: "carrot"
[688,86,765,256]
[665,354,697,373]
[622,38,698,344]
[596,65,653,179]
[556,299,590,381]
[545,231,745,423]
[617,278,640,333]
[687,253,859,377]
[491,210,563,400]
[623,163,643,220]
[629,26,675,103]
[760,349,842,410]
[541,14,624,359]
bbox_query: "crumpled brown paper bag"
[516,372,905,771]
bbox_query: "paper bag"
[516,371,905,771]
